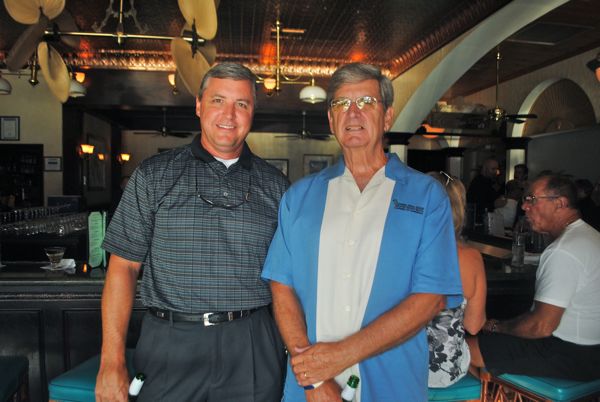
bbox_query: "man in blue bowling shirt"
[262,63,462,402]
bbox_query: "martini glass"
[44,246,66,270]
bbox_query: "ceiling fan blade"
[307,135,331,141]
[167,131,194,138]
[133,130,160,135]
[37,41,70,103]
[509,118,526,124]
[507,113,537,119]
[52,9,81,48]
[181,24,217,65]
[177,0,218,40]
[5,14,49,71]
[171,37,211,96]
[4,0,41,24]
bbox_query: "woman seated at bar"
[427,171,488,387]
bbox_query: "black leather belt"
[148,307,259,326]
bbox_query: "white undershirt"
[214,156,239,168]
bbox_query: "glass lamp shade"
[0,76,12,95]
[299,84,326,104]
[69,79,86,98]
[263,77,277,90]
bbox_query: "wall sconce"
[0,73,12,95]
[586,53,600,82]
[416,123,445,139]
[117,153,131,164]
[167,73,179,95]
[77,143,95,157]
[97,153,105,161]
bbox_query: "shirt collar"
[189,134,253,170]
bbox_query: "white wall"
[527,125,600,182]
[0,71,63,202]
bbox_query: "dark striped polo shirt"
[103,136,289,312]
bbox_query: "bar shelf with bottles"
[0,205,89,264]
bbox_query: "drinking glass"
[44,246,66,269]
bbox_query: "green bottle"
[341,374,360,402]
[128,372,145,401]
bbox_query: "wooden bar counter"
[0,262,144,402]
[0,232,537,401]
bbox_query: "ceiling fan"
[487,47,537,125]
[276,111,331,141]
[4,0,81,102]
[134,108,195,138]
[4,0,219,101]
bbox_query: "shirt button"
[345,305,351,312]
[223,191,229,197]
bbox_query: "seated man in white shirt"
[494,180,522,228]
[467,174,600,381]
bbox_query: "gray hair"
[198,62,256,105]
[541,174,578,209]
[327,63,394,110]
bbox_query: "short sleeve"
[535,249,580,308]
[102,166,155,262]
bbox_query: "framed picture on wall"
[265,159,289,176]
[303,154,333,176]
[0,116,20,141]
[44,156,62,171]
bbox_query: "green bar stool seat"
[428,373,481,401]
[482,370,600,401]
[0,356,29,402]
[48,350,134,402]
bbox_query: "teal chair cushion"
[0,356,28,402]
[49,350,134,402]
[428,373,481,401]
[499,373,600,401]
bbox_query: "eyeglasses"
[198,176,251,210]
[522,194,559,205]
[439,171,454,186]
[330,95,379,112]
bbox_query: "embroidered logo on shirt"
[392,199,424,214]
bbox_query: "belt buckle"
[203,312,216,326]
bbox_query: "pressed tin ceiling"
[1,0,600,124]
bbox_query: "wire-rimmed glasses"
[522,194,559,205]
[330,95,379,112]
[198,175,251,210]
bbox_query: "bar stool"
[0,355,29,402]
[48,350,134,402]
[481,370,600,401]
[428,373,482,401]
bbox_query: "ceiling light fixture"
[586,53,600,82]
[255,20,326,103]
